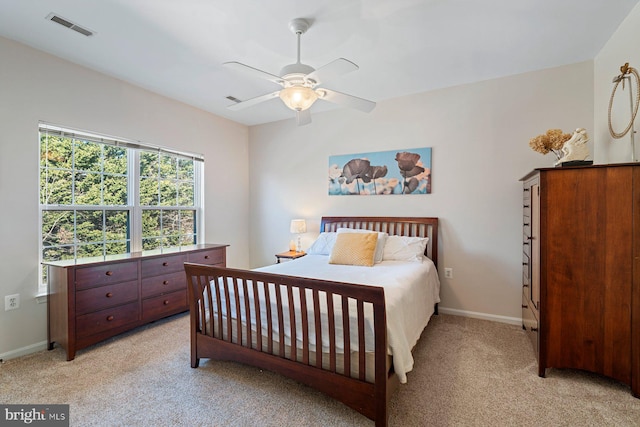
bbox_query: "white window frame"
[38,123,204,293]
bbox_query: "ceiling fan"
[224,18,376,126]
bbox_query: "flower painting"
[329,148,432,195]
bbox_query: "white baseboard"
[437,306,522,326]
[0,341,48,362]
[0,310,520,361]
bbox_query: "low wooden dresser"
[45,244,227,360]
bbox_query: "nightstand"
[275,251,306,263]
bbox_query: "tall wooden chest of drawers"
[45,244,227,360]
[521,164,640,397]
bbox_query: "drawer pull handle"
[105,271,113,276]
[106,315,114,321]
[204,255,210,259]
[163,280,169,285]
[523,284,529,288]
[163,300,170,305]
[162,262,169,266]
[530,327,538,332]
[523,188,530,192]
[106,292,113,298]
[523,204,530,208]
[522,304,527,308]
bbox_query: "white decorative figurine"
[555,128,590,166]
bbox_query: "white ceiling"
[0,0,638,126]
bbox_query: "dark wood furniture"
[46,244,227,360]
[185,217,438,427]
[521,164,640,397]
[275,250,306,263]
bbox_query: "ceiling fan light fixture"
[279,86,318,111]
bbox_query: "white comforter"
[255,254,440,383]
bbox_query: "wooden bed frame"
[184,216,438,426]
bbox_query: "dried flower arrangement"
[529,129,572,159]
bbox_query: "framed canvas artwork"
[328,148,432,195]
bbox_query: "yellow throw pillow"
[329,232,378,267]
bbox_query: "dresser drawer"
[76,280,138,315]
[142,290,187,321]
[188,248,225,265]
[141,270,186,298]
[141,254,188,277]
[522,253,530,281]
[522,291,539,361]
[76,301,139,338]
[75,261,138,290]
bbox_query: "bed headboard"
[320,216,438,267]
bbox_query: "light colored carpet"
[1,313,639,426]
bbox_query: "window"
[39,124,203,290]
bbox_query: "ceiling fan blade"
[227,91,280,111]
[296,109,312,126]
[317,88,376,113]
[305,58,358,86]
[223,61,284,86]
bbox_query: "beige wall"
[0,37,250,359]
[248,61,594,323]
[594,2,640,163]
[4,2,638,358]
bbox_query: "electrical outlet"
[444,268,453,279]
[5,294,20,311]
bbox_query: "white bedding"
[254,254,440,383]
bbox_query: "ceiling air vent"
[226,96,242,103]
[46,13,95,37]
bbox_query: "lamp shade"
[290,219,307,234]
[279,86,318,111]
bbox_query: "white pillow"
[336,228,388,263]
[382,235,429,262]
[307,232,337,255]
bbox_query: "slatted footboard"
[184,263,395,426]
[185,216,438,426]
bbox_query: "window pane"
[106,241,128,255]
[77,243,104,258]
[76,210,103,244]
[162,210,179,236]
[42,210,74,247]
[142,210,161,238]
[143,237,163,251]
[159,179,177,206]
[177,158,194,180]
[140,177,158,205]
[159,154,177,179]
[104,175,127,205]
[104,146,127,175]
[75,172,103,205]
[43,245,74,263]
[179,210,195,236]
[179,234,196,246]
[178,182,194,206]
[74,140,102,172]
[106,210,129,242]
[41,135,73,169]
[41,169,73,205]
[140,151,158,178]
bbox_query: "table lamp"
[290,219,307,253]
